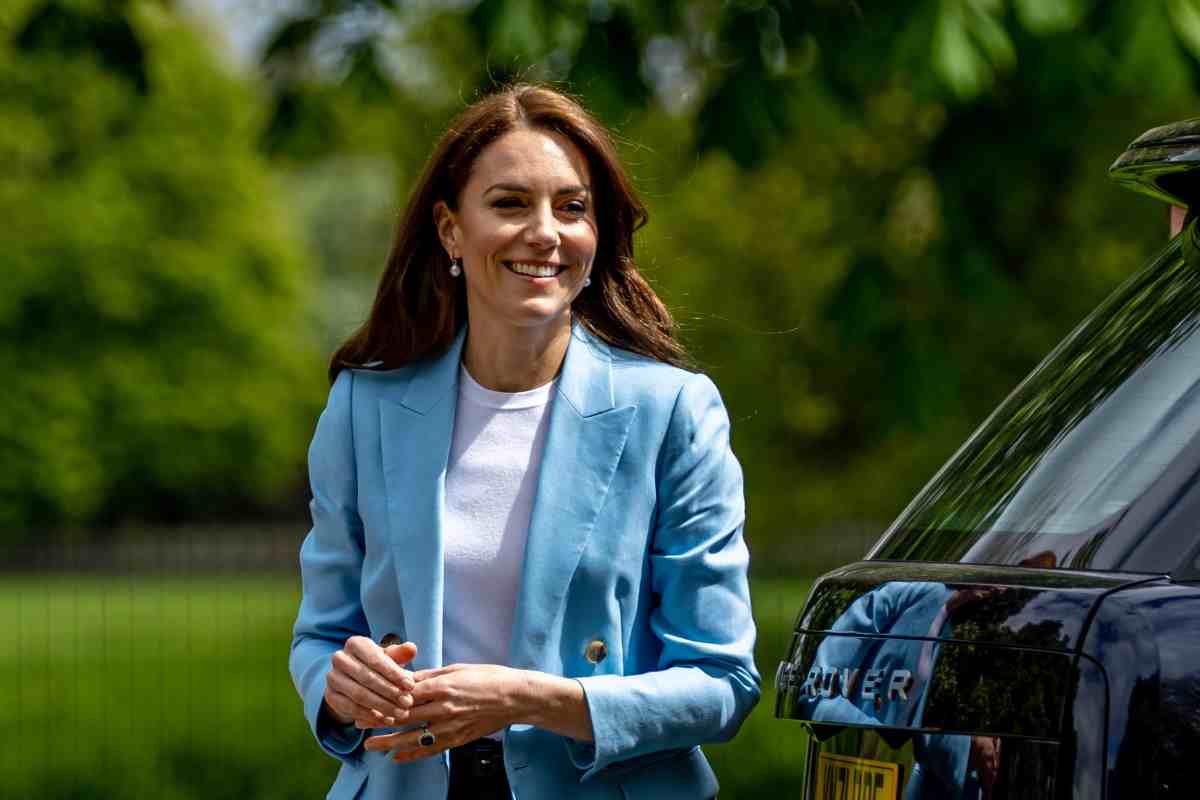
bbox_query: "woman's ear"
[433,201,458,258]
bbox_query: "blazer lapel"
[379,328,466,671]
[509,325,636,671]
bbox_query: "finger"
[382,647,418,691]
[390,720,480,763]
[328,665,409,720]
[344,639,416,698]
[325,683,384,727]
[410,675,458,705]
[411,663,467,682]
[335,645,414,710]
[392,738,454,764]
[330,655,409,717]
[391,742,449,763]
[327,688,391,729]
[367,646,415,692]
[400,700,454,726]
[362,725,450,752]
[385,641,419,669]
[363,730,408,751]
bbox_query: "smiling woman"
[432,127,598,390]
[289,84,760,800]
[327,84,688,385]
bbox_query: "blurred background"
[1,0,1197,796]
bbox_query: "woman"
[289,84,760,800]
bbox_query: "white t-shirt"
[442,364,555,678]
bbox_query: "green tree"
[247,0,1200,560]
[0,0,322,535]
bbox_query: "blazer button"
[380,633,403,647]
[585,639,607,664]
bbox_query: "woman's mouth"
[503,260,568,278]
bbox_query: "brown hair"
[329,83,689,383]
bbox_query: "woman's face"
[436,127,598,335]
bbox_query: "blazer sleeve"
[571,372,761,779]
[288,370,370,764]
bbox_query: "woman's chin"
[504,300,574,328]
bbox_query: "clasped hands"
[322,636,534,763]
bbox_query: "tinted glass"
[874,233,1200,569]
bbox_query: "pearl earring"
[449,258,462,277]
[583,275,592,287]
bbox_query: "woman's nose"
[524,204,560,249]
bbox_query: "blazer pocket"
[617,746,719,800]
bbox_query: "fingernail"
[385,716,396,726]
[393,707,406,719]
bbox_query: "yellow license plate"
[813,752,900,800]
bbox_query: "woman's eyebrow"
[484,182,590,195]
[484,182,528,194]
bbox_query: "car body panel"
[1080,580,1200,799]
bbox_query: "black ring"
[418,727,436,747]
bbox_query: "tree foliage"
[0,0,321,534]
[10,0,1200,554]
[254,1,1200,558]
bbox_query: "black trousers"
[448,738,511,800]
[446,738,719,799]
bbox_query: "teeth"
[507,261,562,278]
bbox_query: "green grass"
[0,573,814,799]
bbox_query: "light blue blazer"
[289,323,760,800]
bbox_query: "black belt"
[448,738,509,800]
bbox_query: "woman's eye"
[493,197,524,209]
[562,200,587,214]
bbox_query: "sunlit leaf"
[1013,0,1087,35]
[933,1,990,99]
[1167,0,1200,61]
[932,0,1015,99]
[968,3,1015,68]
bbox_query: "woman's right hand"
[323,637,418,728]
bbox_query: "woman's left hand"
[363,663,530,762]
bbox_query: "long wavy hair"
[329,83,689,383]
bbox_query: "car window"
[873,235,1200,569]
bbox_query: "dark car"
[773,120,1200,800]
